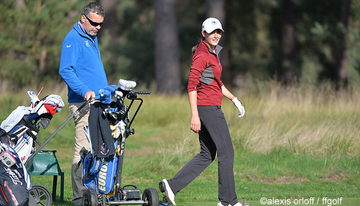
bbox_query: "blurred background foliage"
[0,0,359,93]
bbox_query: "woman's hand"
[232,97,245,118]
[188,91,200,133]
[190,115,201,133]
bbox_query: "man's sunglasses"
[84,14,104,27]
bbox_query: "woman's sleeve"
[187,53,208,93]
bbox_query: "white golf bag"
[0,91,64,206]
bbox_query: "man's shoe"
[159,179,176,205]
[73,200,82,206]
[217,202,244,206]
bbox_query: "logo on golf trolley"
[100,143,109,156]
[98,161,109,192]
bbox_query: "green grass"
[1,81,360,205]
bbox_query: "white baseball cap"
[202,17,224,33]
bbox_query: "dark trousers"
[168,106,238,205]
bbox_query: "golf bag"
[1,91,64,164]
[0,142,29,206]
[81,79,142,200]
[0,91,64,205]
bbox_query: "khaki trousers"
[69,102,90,203]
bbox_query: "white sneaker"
[159,179,176,205]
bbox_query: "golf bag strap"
[0,128,10,145]
[0,128,6,137]
[23,117,39,132]
[20,117,39,139]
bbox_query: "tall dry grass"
[1,80,359,159]
[150,81,360,172]
[150,80,360,163]
[225,80,360,156]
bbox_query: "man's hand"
[84,91,95,101]
[232,97,245,118]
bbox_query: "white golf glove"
[232,97,245,118]
[112,120,126,138]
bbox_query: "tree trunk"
[277,0,298,85]
[206,0,233,87]
[154,0,180,94]
[98,0,118,81]
[334,0,350,89]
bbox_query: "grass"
[0,80,359,205]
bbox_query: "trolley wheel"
[82,188,98,206]
[28,184,52,206]
[142,187,159,206]
[99,194,108,206]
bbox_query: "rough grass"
[0,80,359,205]
[227,81,360,156]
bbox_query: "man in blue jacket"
[59,2,108,205]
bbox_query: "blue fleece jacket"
[59,22,108,103]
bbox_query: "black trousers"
[168,106,238,205]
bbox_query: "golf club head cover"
[30,94,65,116]
[99,85,117,104]
[99,89,111,104]
[27,91,40,109]
[118,79,136,91]
[42,94,65,114]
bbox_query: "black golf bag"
[0,137,29,206]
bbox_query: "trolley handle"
[123,91,150,129]
[79,99,92,111]
[126,91,151,100]
[136,91,151,95]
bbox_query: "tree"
[225,0,259,86]
[206,0,233,87]
[270,0,300,85]
[334,0,350,89]
[278,0,298,84]
[154,0,181,94]
[303,0,350,88]
[1,0,359,92]
[0,0,83,91]
[98,0,119,82]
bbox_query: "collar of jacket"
[74,21,97,43]
[201,40,223,55]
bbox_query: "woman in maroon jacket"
[160,17,246,206]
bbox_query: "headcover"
[99,85,117,104]
[28,94,65,117]
[118,79,136,91]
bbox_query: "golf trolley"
[0,90,67,206]
[80,79,159,206]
